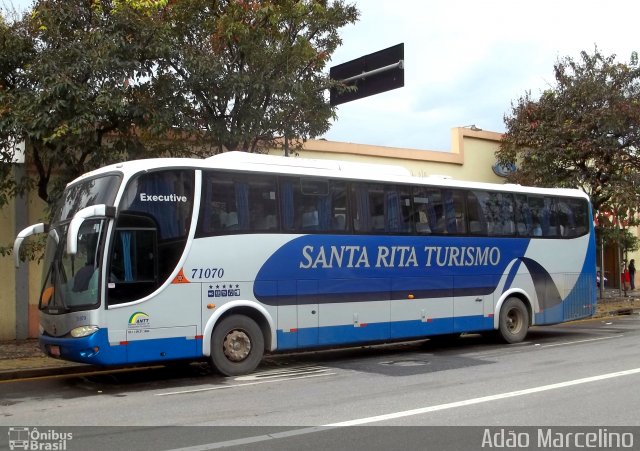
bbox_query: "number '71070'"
[191,268,225,279]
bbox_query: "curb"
[0,363,97,381]
[593,307,640,319]
[600,307,640,317]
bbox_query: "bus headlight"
[70,325,99,338]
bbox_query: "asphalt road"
[1,315,640,451]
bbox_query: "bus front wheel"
[498,297,529,343]
[210,315,264,376]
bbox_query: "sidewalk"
[596,287,640,316]
[0,340,91,381]
[1,292,638,381]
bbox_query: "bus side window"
[495,193,515,235]
[329,181,348,232]
[108,213,159,305]
[386,187,411,233]
[467,191,487,235]
[413,197,432,234]
[412,187,444,234]
[351,183,371,232]
[249,178,278,232]
[542,197,559,237]
[558,197,588,237]
[528,196,545,237]
[351,183,410,234]
[443,189,465,234]
[198,172,278,235]
[566,198,589,236]
[514,194,531,236]
[557,198,581,237]
[281,177,343,233]
[369,186,385,232]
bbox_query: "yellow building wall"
[0,184,48,340]
[295,128,504,184]
[0,199,17,341]
[292,128,504,183]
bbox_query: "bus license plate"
[49,345,60,357]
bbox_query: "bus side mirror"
[66,205,116,255]
[13,223,49,268]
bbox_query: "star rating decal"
[206,283,241,298]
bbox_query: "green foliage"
[598,227,639,255]
[1,0,171,212]
[0,236,45,262]
[497,47,640,248]
[152,0,358,154]
[1,0,358,258]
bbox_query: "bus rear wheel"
[210,315,264,376]
[498,297,529,343]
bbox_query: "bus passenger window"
[560,198,588,237]
[443,190,465,234]
[543,198,558,237]
[197,172,278,235]
[333,213,346,230]
[351,183,411,234]
[527,196,545,236]
[514,194,532,236]
[329,181,348,232]
[413,187,444,234]
[281,178,344,233]
[302,209,319,230]
[467,191,487,235]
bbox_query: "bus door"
[273,279,319,349]
[390,275,454,339]
[453,274,496,332]
[297,279,319,347]
[105,169,201,363]
[318,278,391,346]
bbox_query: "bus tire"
[498,297,529,343]
[210,314,264,376]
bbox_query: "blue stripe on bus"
[276,315,493,350]
[40,329,126,365]
[126,336,202,363]
[257,286,497,306]
[40,329,203,366]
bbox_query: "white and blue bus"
[14,151,596,375]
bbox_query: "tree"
[497,48,640,242]
[0,12,35,206]
[0,0,172,210]
[1,0,359,257]
[1,0,358,201]
[497,48,640,292]
[151,0,358,155]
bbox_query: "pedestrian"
[629,259,636,290]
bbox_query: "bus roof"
[70,151,589,200]
[206,150,412,177]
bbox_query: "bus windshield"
[39,175,121,312]
[56,174,121,222]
